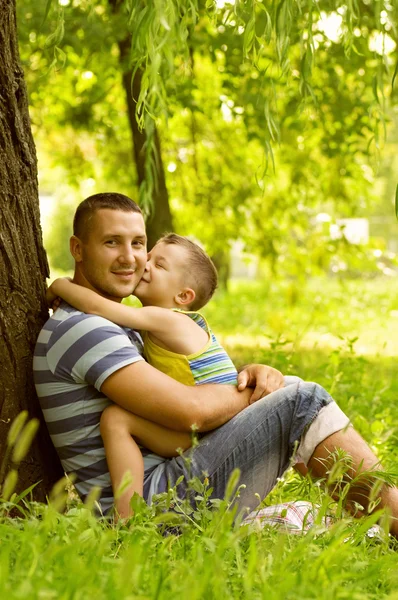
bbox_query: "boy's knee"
[100,404,127,436]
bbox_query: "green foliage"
[19,1,139,194]
[0,412,40,503]
[106,0,398,158]
[16,0,398,275]
[43,198,75,272]
[203,276,398,467]
[3,487,397,600]
[123,0,199,127]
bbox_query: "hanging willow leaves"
[119,0,397,190]
[43,9,64,48]
[27,0,398,214]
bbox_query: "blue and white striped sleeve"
[47,313,144,391]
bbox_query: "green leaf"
[41,0,55,27]
[12,419,39,464]
[392,59,398,89]
[43,12,65,49]
[2,470,18,501]
[12,480,41,504]
[152,511,183,525]
[114,471,133,500]
[84,486,102,510]
[55,46,67,68]
[49,475,70,513]
[395,184,398,220]
[224,468,241,502]
[7,411,28,448]
[243,17,255,57]
[50,474,73,499]
[372,75,379,103]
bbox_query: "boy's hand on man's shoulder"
[237,364,284,404]
[46,285,61,310]
[45,277,72,311]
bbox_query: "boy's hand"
[46,285,58,308]
[46,277,71,311]
[237,364,284,404]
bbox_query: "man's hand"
[237,364,284,403]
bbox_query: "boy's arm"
[48,278,193,339]
[101,360,253,432]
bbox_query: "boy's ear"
[70,235,83,263]
[175,288,196,307]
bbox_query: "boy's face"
[134,242,190,308]
[72,209,147,301]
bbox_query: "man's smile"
[112,269,136,280]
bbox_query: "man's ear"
[70,235,83,263]
[175,288,196,308]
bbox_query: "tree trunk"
[211,251,230,291]
[118,38,174,250]
[0,0,63,498]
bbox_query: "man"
[34,193,398,533]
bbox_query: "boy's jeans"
[144,377,350,514]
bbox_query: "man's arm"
[101,360,252,432]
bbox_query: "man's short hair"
[73,193,142,240]
[157,233,218,311]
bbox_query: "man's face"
[72,209,147,301]
[134,242,189,308]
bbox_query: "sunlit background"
[17,0,398,357]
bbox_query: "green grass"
[2,276,398,599]
[1,502,397,599]
[203,276,398,356]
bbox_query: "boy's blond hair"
[157,234,218,310]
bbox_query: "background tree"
[0,0,63,497]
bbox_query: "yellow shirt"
[141,311,237,386]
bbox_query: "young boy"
[47,234,241,518]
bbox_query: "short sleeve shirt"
[33,302,165,513]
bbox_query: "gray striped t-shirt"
[33,302,166,513]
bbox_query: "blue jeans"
[145,377,349,514]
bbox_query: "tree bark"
[118,38,174,250]
[0,0,63,498]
